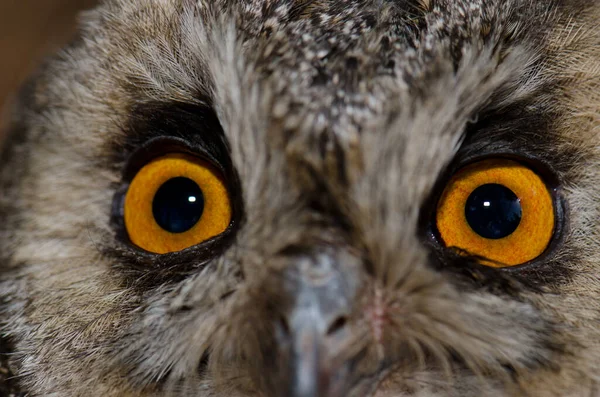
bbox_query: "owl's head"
[1,0,600,396]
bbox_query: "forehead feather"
[97,0,545,121]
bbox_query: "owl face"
[1,0,600,396]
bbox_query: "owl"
[1,0,600,396]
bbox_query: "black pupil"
[465,183,522,239]
[152,177,204,233]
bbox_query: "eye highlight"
[435,159,554,267]
[124,154,232,254]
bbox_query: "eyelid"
[121,136,224,183]
[111,137,243,256]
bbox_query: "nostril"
[277,314,291,338]
[198,352,210,375]
[219,290,235,301]
[326,316,348,336]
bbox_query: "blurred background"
[0,0,98,130]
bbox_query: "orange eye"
[436,159,554,267]
[124,154,232,254]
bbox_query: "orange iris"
[124,154,232,254]
[436,159,554,267]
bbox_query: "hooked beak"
[289,312,348,397]
[275,250,361,397]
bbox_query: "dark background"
[0,0,98,131]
